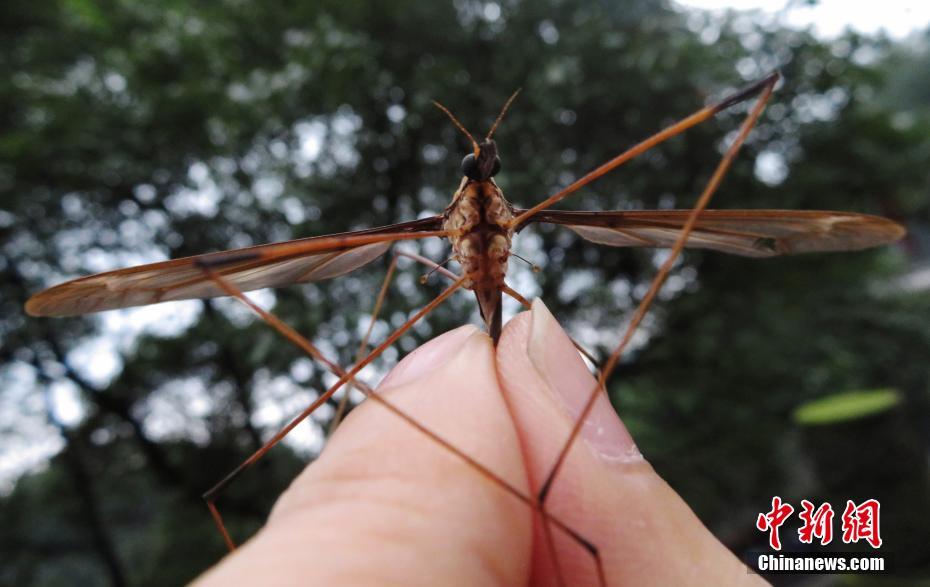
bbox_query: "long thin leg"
[531,76,778,585]
[509,72,780,229]
[197,266,605,584]
[200,268,464,549]
[328,255,400,433]
[330,250,466,433]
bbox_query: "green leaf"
[793,389,902,426]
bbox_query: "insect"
[25,71,905,585]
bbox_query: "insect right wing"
[519,209,905,257]
[26,216,445,317]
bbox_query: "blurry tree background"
[1,0,928,585]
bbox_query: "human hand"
[195,299,765,586]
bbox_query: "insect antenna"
[432,100,479,155]
[486,87,522,140]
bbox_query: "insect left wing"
[26,216,445,317]
[519,209,905,257]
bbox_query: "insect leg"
[328,254,401,433]
[501,285,605,586]
[198,264,463,549]
[328,249,467,433]
[509,71,781,229]
[533,73,778,582]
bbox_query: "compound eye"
[461,153,480,180]
[491,156,501,177]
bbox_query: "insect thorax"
[442,177,514,291]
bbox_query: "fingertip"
[498,299,641,465]
[377,324,481,391]
[317,324,494,468]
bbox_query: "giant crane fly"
[25,71,905,586]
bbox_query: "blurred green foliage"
[793,389,902,425]
[1,0,929,585]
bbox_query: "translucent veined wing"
[519,209,905,257]
[26,216,445,317]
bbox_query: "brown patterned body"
[442,177,515,341]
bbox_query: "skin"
[194,300,768,586]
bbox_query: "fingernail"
[527,299,642,462]
[378,325,481,390]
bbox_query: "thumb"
[496,300,765,586]
[195,325,532,587]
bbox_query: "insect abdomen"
[443,179,514,341]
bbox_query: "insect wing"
[26,217,443,317]
[522,209,905,257]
